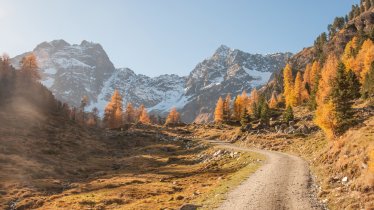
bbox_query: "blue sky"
[0,0,359,76]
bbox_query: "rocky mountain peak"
[12,41,291,122]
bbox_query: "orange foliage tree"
[165,107,181,126]
[314,56,339,138]
[294,71,309,105]
[214,97,224,123]
[139,108,151,124]
[20,54,41,81]
[124,103,135,123]
[104,89,123,128]
[283,64,296,106]
[223,94,231,121]
[268,92,278,109]
[234,91,248,120]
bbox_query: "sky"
[0,0,359,76]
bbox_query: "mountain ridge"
[11,39,292,122]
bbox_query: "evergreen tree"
[251,102,259,120]
[260,102,270,125]
[240,108,250,128]
[283,105,294,123]
[346,69,361,99]
[362,62,374,98]
[330,63,356,135]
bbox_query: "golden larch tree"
[314,55,339,138]
[283,64,295,106]
[342,37,358,71]
[294,71,309,105]
[124,103,135,123]
[104,89,123,128]
[20,53,41,81]
[269,92,278,109]
[139,108,151,124]
[165,107,181,126]
[214,97,224,123]
[309,61,321,91]
[223,94,231,121]
[303,63,312,86]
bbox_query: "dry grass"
[0,107,263,210]
[186,105,374,210]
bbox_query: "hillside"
[0,57,264,210]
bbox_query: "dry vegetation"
[189,104,374,209]
[0,103,263,210]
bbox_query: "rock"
[176,195,184,200]
[213,150,223,157]
[179,204,200,210]
[342,176,348,184]
[299,125,310,134]
[361,163,368,169]
[284,126,295,134]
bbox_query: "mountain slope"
[11,41,291,122]
[11,40,115,107]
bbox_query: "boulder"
[179,204,200,210]
[299,125,310,134]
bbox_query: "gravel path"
[210,141,324,210]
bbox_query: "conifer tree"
[309,61,321,91]
[260,102,270,125]
[139,108,151,124]
[214,97,224,123]
[124,103,135,123]
[20,54,41,81]
[114,107,123,127]
[303,64,312,92]
[136,104,145,122]
[346,69,361,99]
[294,72,304,105]
[269,92,278,109]
[104,89,123,128]
[240,108,250,128]
[362,62,374,98]
[330,63,356,135]
[283,105,294,123]
[233,91,247,120]
[165,107,181,126]
[314,56,339,138]
[251,102,259,120]
[223,94,231,122]
[250,88,259,104]
[283,64,295,106]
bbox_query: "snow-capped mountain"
[11,40,291,122]
[11,40,115,107]
[182,45,292,122]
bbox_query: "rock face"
[11,41,291,122]
[182,45,292,122]
[11,40,115,107]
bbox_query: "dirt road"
[209,141,324,210]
